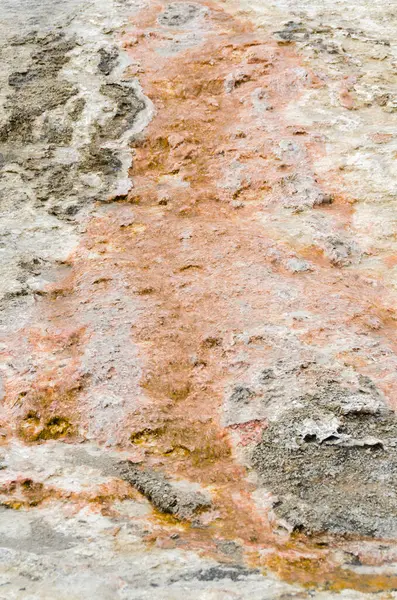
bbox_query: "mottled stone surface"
[2,0,397,597]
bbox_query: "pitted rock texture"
[252,375,397,537]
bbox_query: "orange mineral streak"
[118,1,397,589]
[2,268,85,443]
[3,0,397,592]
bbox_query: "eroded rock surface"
[253,370,397,537]
[2,0,397,597]
[118,461,212,519]
[0,0,151,305]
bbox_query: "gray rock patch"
[252,377,397,538]
[118,462,211,519]
[97,46,119,76]
[158,3,203,27]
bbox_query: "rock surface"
[2,0,397,597]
